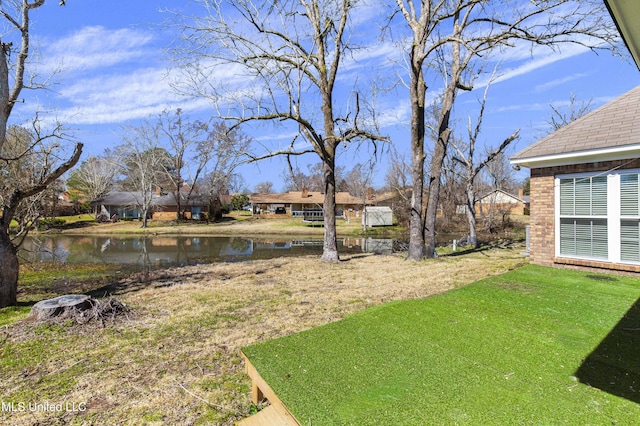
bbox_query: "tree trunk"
[407,46,427,261]
[424,30,463,258]
[0,43,10,153]
[141,208,149,228]
[423,142,445,258]
[0,229,18,308]
[321,155,339,262]
[465,181,478,248]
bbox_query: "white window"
[620,173,640,262]
[555,170,640,264]
[557,176,608,259]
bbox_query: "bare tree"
[383,146,411,228]
[157,109,209,221]
[0,0,83,308]
[1,125,63,232]
[66,154,116,212]
[254,181,274,193]
[392,0,619,259]
[176,0,387,262]
[452,85,519,248]
[221,173,247,195]
[440,142,466,228]
[343,162,375,229]
[483,150,516,192]
[198,122,252,199]
[545,92,593,132]
[283,162,344,192]
[117,122,170,228]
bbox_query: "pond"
[19,235,396,267]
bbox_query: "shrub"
[37,218,65,231]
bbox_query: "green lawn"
[242,265,640,425]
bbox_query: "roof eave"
[605,0,640,71]
[510,144,640,169]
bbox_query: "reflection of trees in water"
[139,236,151,271]
[19,235,395,266]
[229,237,252,254]
[18,236,72,263]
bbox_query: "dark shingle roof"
[511,85,640,163]
[93,191,209,207]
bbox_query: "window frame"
[555,169,640,265]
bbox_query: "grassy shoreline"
[46,213,405,239]
[1,247,526,425]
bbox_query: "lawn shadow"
[15,300,37,307]
[575,297,640,403]
[85,267,234,298]
[442,243,496,257]
[442,239,525,258]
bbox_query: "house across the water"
[94,191,211,221]
[249,189,372,219]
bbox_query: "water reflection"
[19,235,395,267]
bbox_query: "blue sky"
[10,0,640,192]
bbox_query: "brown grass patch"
[1,248,526,425]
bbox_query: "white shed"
[362,206,393,227]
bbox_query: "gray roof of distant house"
[511,85,640,164]
[93,191,209,207]
[94,192,143,206]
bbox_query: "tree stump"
[29,294,94,321]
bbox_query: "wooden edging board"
[238,351,301,426]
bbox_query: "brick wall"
[530,158,640,273]
[529,169,555,266]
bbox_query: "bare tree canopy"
[452,83,520,248]
[383,146,412,227]
[545,92,594,133]
[157,109,209,221]
[116,122,170,228]
[174,0,388,262]
[391,0,621,260]
[67,155,117,206]
[197,121,252,199]
[254,181,274,193]
[282,162,345,192]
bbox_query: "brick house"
[511,86,640,273]
[94,191,210,221]
[249,190,371,219]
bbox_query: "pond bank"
[51,215,404,238]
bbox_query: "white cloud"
[374,97,411,129]
[470,42,592,92]
[341,41,402,73]
[50,65,215,125]
[23,25,234,126]
[40,26,155,74]
[494,102,550,113]
[494,45,589,84]
[535,73,588,92]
